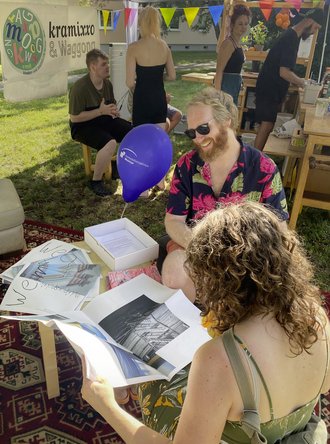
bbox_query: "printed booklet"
[2,274,210,386]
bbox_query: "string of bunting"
[101,0,324,33]
[101,5,224,33]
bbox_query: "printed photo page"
[2,274,210,386]
[0,246,100,313]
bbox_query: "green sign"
[3,7,46,75]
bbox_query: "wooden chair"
[81,144,117,180]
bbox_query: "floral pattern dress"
[139,315,319,443]
[166,144,289,223]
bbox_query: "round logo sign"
[3,7,46,74]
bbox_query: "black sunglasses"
[184,119,214,140]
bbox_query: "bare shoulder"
[192,337,233,378]
[219,38,235,51]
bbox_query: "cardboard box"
[84,218,159,271]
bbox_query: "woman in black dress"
[214,4,251,104]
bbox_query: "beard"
[194,126,229,162]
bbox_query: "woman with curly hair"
[81,202,329,444]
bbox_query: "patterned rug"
[0,221,329,442]
[0,220,141,444]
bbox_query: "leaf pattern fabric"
[166,144,289,224]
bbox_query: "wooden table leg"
[39,322,60,398]
[289,136,314,230]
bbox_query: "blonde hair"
[188,87,238,130]
[185,202,324,355]
[138,6,161,38]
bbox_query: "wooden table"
[289,109,330,229]
[39,241,110,398]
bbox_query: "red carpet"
[0,220,329,442]
[0,220,141,443]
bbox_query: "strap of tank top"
[316,325,329,398]
[229,35,238,49]
[232,331,274,420]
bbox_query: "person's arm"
[213,39,235,90]
[164,213,193,249]
[164,45,176,81]
[81,340,232,444]
[70,99,119,123]
[126,44,137,89]
[279,67,305,88]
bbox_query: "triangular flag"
[113,10,120,30]
[312,0,320,6]
[208,5,224,26]
[160,7,176,28]
[259,0,274,20]
[183,7,200,28]
[101,10,110,34]
[129,8,138,27]
[124,8,131,27]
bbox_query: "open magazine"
[0,240,101,313]
[2,274,210,387]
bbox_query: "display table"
[289,109,330,229]
[39,240,110,399]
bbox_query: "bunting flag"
[259,0,274,20]
[208,5,224,25]
[113,10,120,30]
[101,10,110,34]
[129,8,138,27]
[160,7,176,28]
[124,8,132,27]
[312,0,320,6]
[183,7,200,28]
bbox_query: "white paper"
[2,275,210,386]
[0,247,100,313]
[0,240,91,283]
[96,229,146,257]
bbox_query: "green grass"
[0,53,329,291]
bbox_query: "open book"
[2,274,210,387]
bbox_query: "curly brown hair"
[185,202,324,355]
[230,4,251,26]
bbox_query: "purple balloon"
[117,124,173,202]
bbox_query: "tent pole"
[318,5,329,83]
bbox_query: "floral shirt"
[167,144,289,223]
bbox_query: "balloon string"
[121,203,128,218]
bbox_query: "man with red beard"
[161,87,289,302]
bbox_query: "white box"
[84,218,159,271]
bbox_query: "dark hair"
[230,4,251,26]
[86,49,108,69]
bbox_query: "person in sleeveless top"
[126,6,175,192]
[214,4,251,104]
[81,201,330,444]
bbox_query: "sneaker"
[90,180,112,197]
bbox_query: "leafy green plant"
[250,21,268,46]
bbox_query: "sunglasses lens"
[196,124,210,135]
[184,129,196,139]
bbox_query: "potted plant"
[250,21,268,50]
